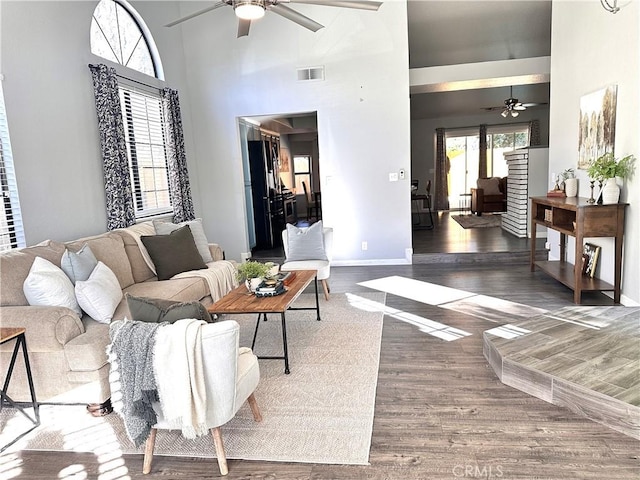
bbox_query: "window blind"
[118,84,172,219]
[0,81,25,252]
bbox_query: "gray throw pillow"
[286,221,328,261]
[153,218,213,263]
[477,177,502,195]
[61,244,98,284]
[125,293,213,323]
[141,225,207,281]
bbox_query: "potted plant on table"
[236,261,272,293]
[587,153,635,204]
[561,168,577,197]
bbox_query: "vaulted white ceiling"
[408,0,552,120]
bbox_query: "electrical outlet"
[389,172,398,182]
[361,241,368,251]
[399,169,405,180]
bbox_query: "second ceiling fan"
[166,0,383,38]
[484,86,547,118]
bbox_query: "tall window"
[446,124,529,209]
[0,81,25,251]
[293,155,312,194]
[119,85,172,218]
[90,0,171,219]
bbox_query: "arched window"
[90,0,164,80]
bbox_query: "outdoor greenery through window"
[120,85,172,218]
[0,81,25,252]
[446,125,529,208]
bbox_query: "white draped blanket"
[154,318,209,439]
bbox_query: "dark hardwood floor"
[4,262,638,479]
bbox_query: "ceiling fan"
[483,86,546,118]
[165,0,383,38]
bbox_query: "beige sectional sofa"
[0,222,235,405]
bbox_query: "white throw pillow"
[75,261,123,323]
[286,221,327,261]
[23,257,82,316]
[153,218,213,263]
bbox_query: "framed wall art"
[577,84,617,170]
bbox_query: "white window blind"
[0,81,25,252]
[118,84,172,219]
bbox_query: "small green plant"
[587,153,635,181]
[236,261,270,281]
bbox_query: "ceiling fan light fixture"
[501,110,509,118]
[511,110,520,118]
[234,0,265,20]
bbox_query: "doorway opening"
[237,112,320,259]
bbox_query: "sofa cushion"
[61,244,98,285]
[75,262,123,324]
[64,319,111,372]
[112,228,156,284]
[1,239,66,306]
[66,233,135,289]
[477,177,502,195]
[154,218,213,263]
[23,257,82,316]
[141,226,207,280]
[125,293,213,323]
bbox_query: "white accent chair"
[142,320,261,476]
[281,227,333,301]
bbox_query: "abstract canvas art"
[578,85,617,169]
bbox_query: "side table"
[1,327,40,452]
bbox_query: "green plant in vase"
[587,153,635,204]
[236,261,271,292]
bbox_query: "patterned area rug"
[0,292,385,465]
[452,213,502,229]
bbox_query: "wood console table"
[530,196,627,304]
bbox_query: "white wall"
[0,1,199,243]
[176,0,412,263]
[549,0,639,305]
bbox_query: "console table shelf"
[530,196,627,304]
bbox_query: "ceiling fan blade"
[237,18,251,37]
[514,105,526,111]
[165,1,228,27]
[287,0,382,11]
[270,4,324,32]
[521,102,547,108]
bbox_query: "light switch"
[389,172,399,182]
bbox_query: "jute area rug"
[1,292,385,465]
[452,213,501,229]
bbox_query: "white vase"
[564,178,578,197]
[601,178,620,204]
[245,277,263,293]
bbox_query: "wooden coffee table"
[207,269,320,374]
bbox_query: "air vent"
[297,66,324,82]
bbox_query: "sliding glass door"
[446,130,479,211]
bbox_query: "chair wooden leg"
[142,428,157,474]
[211,427,229,476]
[247,393,262,422]
[321,279,330,301]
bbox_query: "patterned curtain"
[89,64,136,230]
[434,128,450,211]
[478,124,488,179]
[529,119,541,146]
[161,88,195,223]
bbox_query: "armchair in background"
[470,177,507,216]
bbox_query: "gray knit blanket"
[108,319,165,447]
